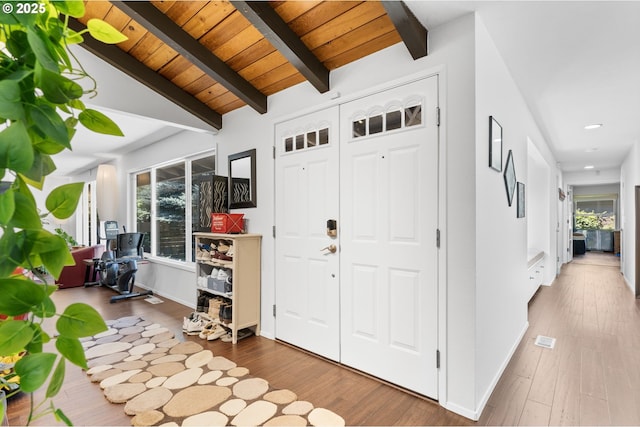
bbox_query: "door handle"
[320,244,337,254]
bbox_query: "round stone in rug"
[231,401,278,426]
[169,341,203,355]
[264,414,308,426]
[131,410,164,427]
[308,407,346,427]
[147,362,186,378]
[182,411,228,426]
[124,387,173,415]
[162,385,232,418]
[162,367,203,390]
[233,378,269,400]
[104,383,147,403]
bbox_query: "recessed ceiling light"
[584,165,595,169]
[584,124,603,130]
[585,147,599,153]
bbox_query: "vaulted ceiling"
[70,0,427,130]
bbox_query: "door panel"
[339,76,439,398]
[275,107,340,361]
[274,76,440,398]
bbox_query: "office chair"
[85,221,153,303]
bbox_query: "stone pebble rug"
[81,316,345,427]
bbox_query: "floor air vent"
[534,335,556,349]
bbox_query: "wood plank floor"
[479,252,640,426]
[7,252,637,426]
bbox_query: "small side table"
[82,259,98,284]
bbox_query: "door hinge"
[436,349,441,369]
[273,304,276,317]
[273,146,276,159]
[272,225,276,239]
[436,228,441,248]
[436,107,441,127]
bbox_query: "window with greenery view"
[575,199,616,230]
[133,153,215,262]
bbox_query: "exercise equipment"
[85,221,153,303]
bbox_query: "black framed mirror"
[228,148,256,209]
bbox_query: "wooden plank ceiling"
[72,1,427,130]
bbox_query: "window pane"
[191,155,216,261]
[386,110,402,131]
[285,137,293,152]
[369,114,383,134]
[405,105,422,127]
[135,172,151,253]
[319,128,329,145]
[353,119,366,138]
[307,131,317,148]
[156,163,186,261]
[296,134,304,150]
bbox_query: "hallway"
[480,252,640,425]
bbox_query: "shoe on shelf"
[217,242,230,254]
[225,244,235,258]
[196,294,207,313]
[196,244,210,261]
[216,269,230,282]
[212,250,233,264]
[219,303,232,324]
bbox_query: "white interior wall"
[527,140,551,256]
[474,14,558,416]
[565,168,620,186]
[620,143,640,292]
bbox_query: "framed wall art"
[489,116,503,171]
[517,182,525,218]
[212,175,229,214]
[503,149,516,206]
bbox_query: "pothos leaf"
[86,18,128,44]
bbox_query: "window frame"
[129,150,216,266]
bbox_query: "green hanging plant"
[0,1,128,424]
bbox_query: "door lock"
[320,244,337,254]
[326,219,337,237]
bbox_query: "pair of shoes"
[212,250,233,264]
[182,311,198,331]
[199,321,227,341]
[219,303,232,324]
[183,312,207,335]
[208,298,223,320]
[196,294,207,312]
[217,242,230,253]
[196,244,211,261]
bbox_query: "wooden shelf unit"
[193,232,262,343]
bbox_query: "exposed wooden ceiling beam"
[232,1,330,93]
[382,1,428,60]
[68,18,223,130]
[111,0,267,114]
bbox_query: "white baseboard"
[440,401,480,421]
[135,282,195,309]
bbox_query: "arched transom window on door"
[351,96,424,140]
[283,122,331,153]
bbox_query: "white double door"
[275,77,439,398]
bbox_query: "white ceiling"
[407,1,640,177]
[56,1,640,181]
